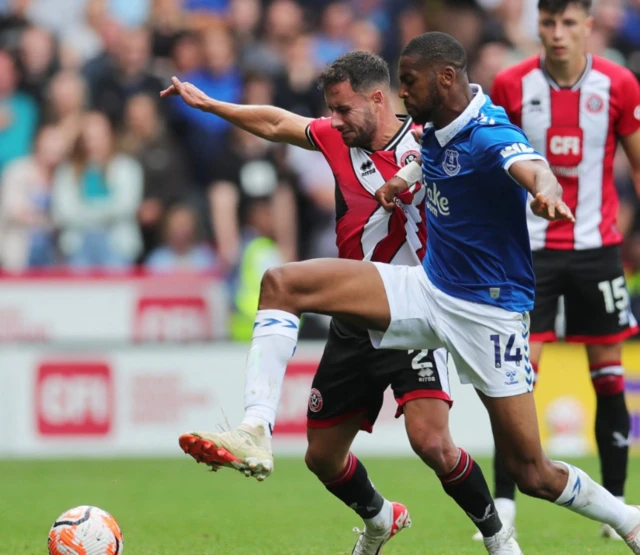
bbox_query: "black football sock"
[439,449,503,538]
[494,452,517,500]
[591,364,629,497]
[323,452,385,519]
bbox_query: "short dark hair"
[538,0,591,14]
[401,32,468,74]
[317,51,390,92]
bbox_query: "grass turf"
[1,456,637,554]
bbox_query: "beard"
[412,80,441,125]
[346,111,377,149]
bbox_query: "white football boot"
[179,424,273,481]
[351,501,411,555]
[483,526,523,555]
[473,498,516,541]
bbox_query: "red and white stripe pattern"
[590,361,625,396]
[492,54,640,251]
[307,117,426,265]
[439,448,473,486]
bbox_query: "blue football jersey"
[421,85,545,313]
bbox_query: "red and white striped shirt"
[491,54,640,251]
[306,116,426,265]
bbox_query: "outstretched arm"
[160,76,315,150]
[508,159,575,222]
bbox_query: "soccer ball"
[48,505,124,555]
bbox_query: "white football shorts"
[369,262,534,398]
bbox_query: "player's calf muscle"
[257,259,391,329]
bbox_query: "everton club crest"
[442,149,461,176]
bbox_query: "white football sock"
[364,499,392,530]
[554,461,639,534]
[242,309,300,438]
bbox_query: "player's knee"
[408,432,458,474]
[304,444,343,481]
[259,267,291,309]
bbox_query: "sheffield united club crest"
[308,388,323,413]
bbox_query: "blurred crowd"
[4,0,640,329]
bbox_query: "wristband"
[395,160,422,184]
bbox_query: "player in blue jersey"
[179,32,640,552]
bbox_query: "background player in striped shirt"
[486,0,640,540]
[162,52,517,554]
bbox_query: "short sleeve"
[490,72,509,113]
[472,124,547,172]
[306,117,336,155]
[615,69,640,137]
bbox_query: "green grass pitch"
[1,456,638,554]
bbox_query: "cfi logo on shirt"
[442,148,461,176]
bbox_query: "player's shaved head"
[318,51,390,93]
[401,32,468,76]
[538,0,591,14]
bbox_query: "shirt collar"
[434,84,484,147]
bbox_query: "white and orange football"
[48,505,124,555]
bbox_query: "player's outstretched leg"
[474,348,544,542]
[305,417,411,555]
[479,391,640,553]
[588,343,630,541]
[404,398,522,554]
[179,259,391,479]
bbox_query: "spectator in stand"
[121,93,188,257]
[150,0,189,61]
[59,0,108,69]
[228,0,261,46]
[209,124,283,271]
[53,111,143,269]
[17,25,59,114]
[311,1,353,65]
[228,194,283,341]
[284,141,336,261]
[169,31,201,76]
[0,124,67,270]
[239,0,304,77]
[168,23,241,186]
[614,0,640,60]
[81,13,122,88]
[350,18,382,55]
[469,41,514,94]
[273,34,324,118]
[0,49,38,172]
[206,74,296,270]
[145,203,217,272]
[587,0,626,64]
[90,26,163,126]
[44,70,88,155]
